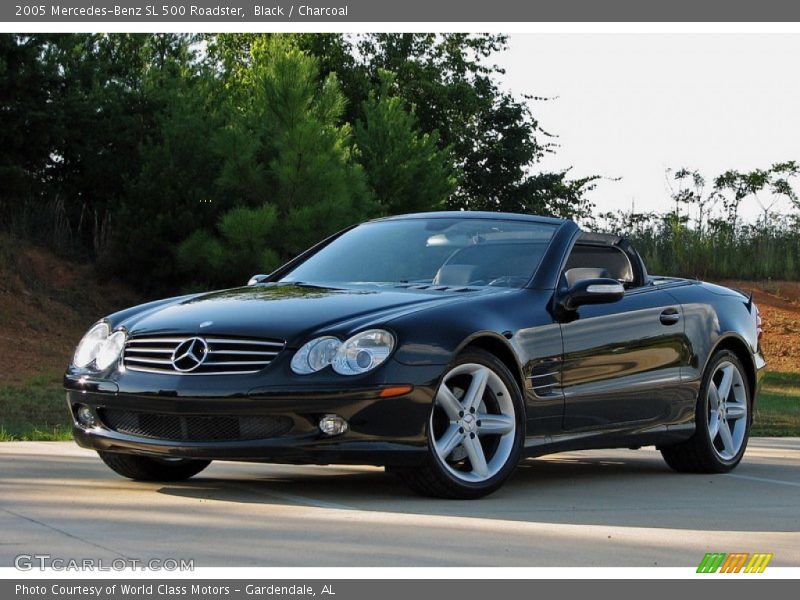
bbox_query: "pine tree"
[178,38,375,287]
[355,71,455,215]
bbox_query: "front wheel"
[661,349,751,473]
[98,451,211,481]
[396,348,525,498]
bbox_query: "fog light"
[76,405,97,428]
[319,414,348,436]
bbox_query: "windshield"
[280,218,558,288]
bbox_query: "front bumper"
[65,370,439,467]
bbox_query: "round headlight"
[332,329,395,376]
[73,322,110,368]
[291,336,341,374]
[291,330,396,376]
[95,330,127,370]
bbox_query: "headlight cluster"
[291,329,395,376]
[73,322,127,370]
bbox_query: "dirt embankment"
[0,239,143,384]
[720,281,800,373]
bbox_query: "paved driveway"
[1,439,798,567]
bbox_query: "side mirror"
[247,274,269,286]
[560,278,625,311]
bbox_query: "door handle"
[659,308,681,325]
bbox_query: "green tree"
[205,33,597,219]
[178,39,375,287]
[177,205,280,286]
[2,33,606,293]
[715,163,800,229]
[354,72,455,214]
[108,67,224,288]
[0,34,61,220]
[351,34,597,216]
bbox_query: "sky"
[495,34,800,222]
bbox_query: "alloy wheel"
[707,360,748,460]
[430,363,516,483]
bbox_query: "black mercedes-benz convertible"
[65,211,765,498]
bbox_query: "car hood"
[121,284,487,346]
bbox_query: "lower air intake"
[100,409,293,442]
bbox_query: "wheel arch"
[707,334,757,407]
[456,333,526,399]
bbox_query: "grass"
[752,371,800,436]
[0,426,73,441]
[0,371,72,441]
[0,370,797,441]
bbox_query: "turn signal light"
[379,385,413,398]
[755,305,763,344]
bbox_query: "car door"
[559,285,692,430]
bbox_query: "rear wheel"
[661,349,751,473]
[396,348,525,498]
[98,451,211,481]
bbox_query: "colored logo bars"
[697,552,773,573]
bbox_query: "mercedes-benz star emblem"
[171,337,209,372]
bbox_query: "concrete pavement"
[1,439,799,567]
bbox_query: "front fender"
[388,288,553,366]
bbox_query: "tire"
[660,349,752,473]
[395,348,525,499]
[98,451,211,482]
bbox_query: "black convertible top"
[578,231,624,245]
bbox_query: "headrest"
[565,267,612,287]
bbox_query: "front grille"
[123,334,285,375]
[100,409,293,442]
